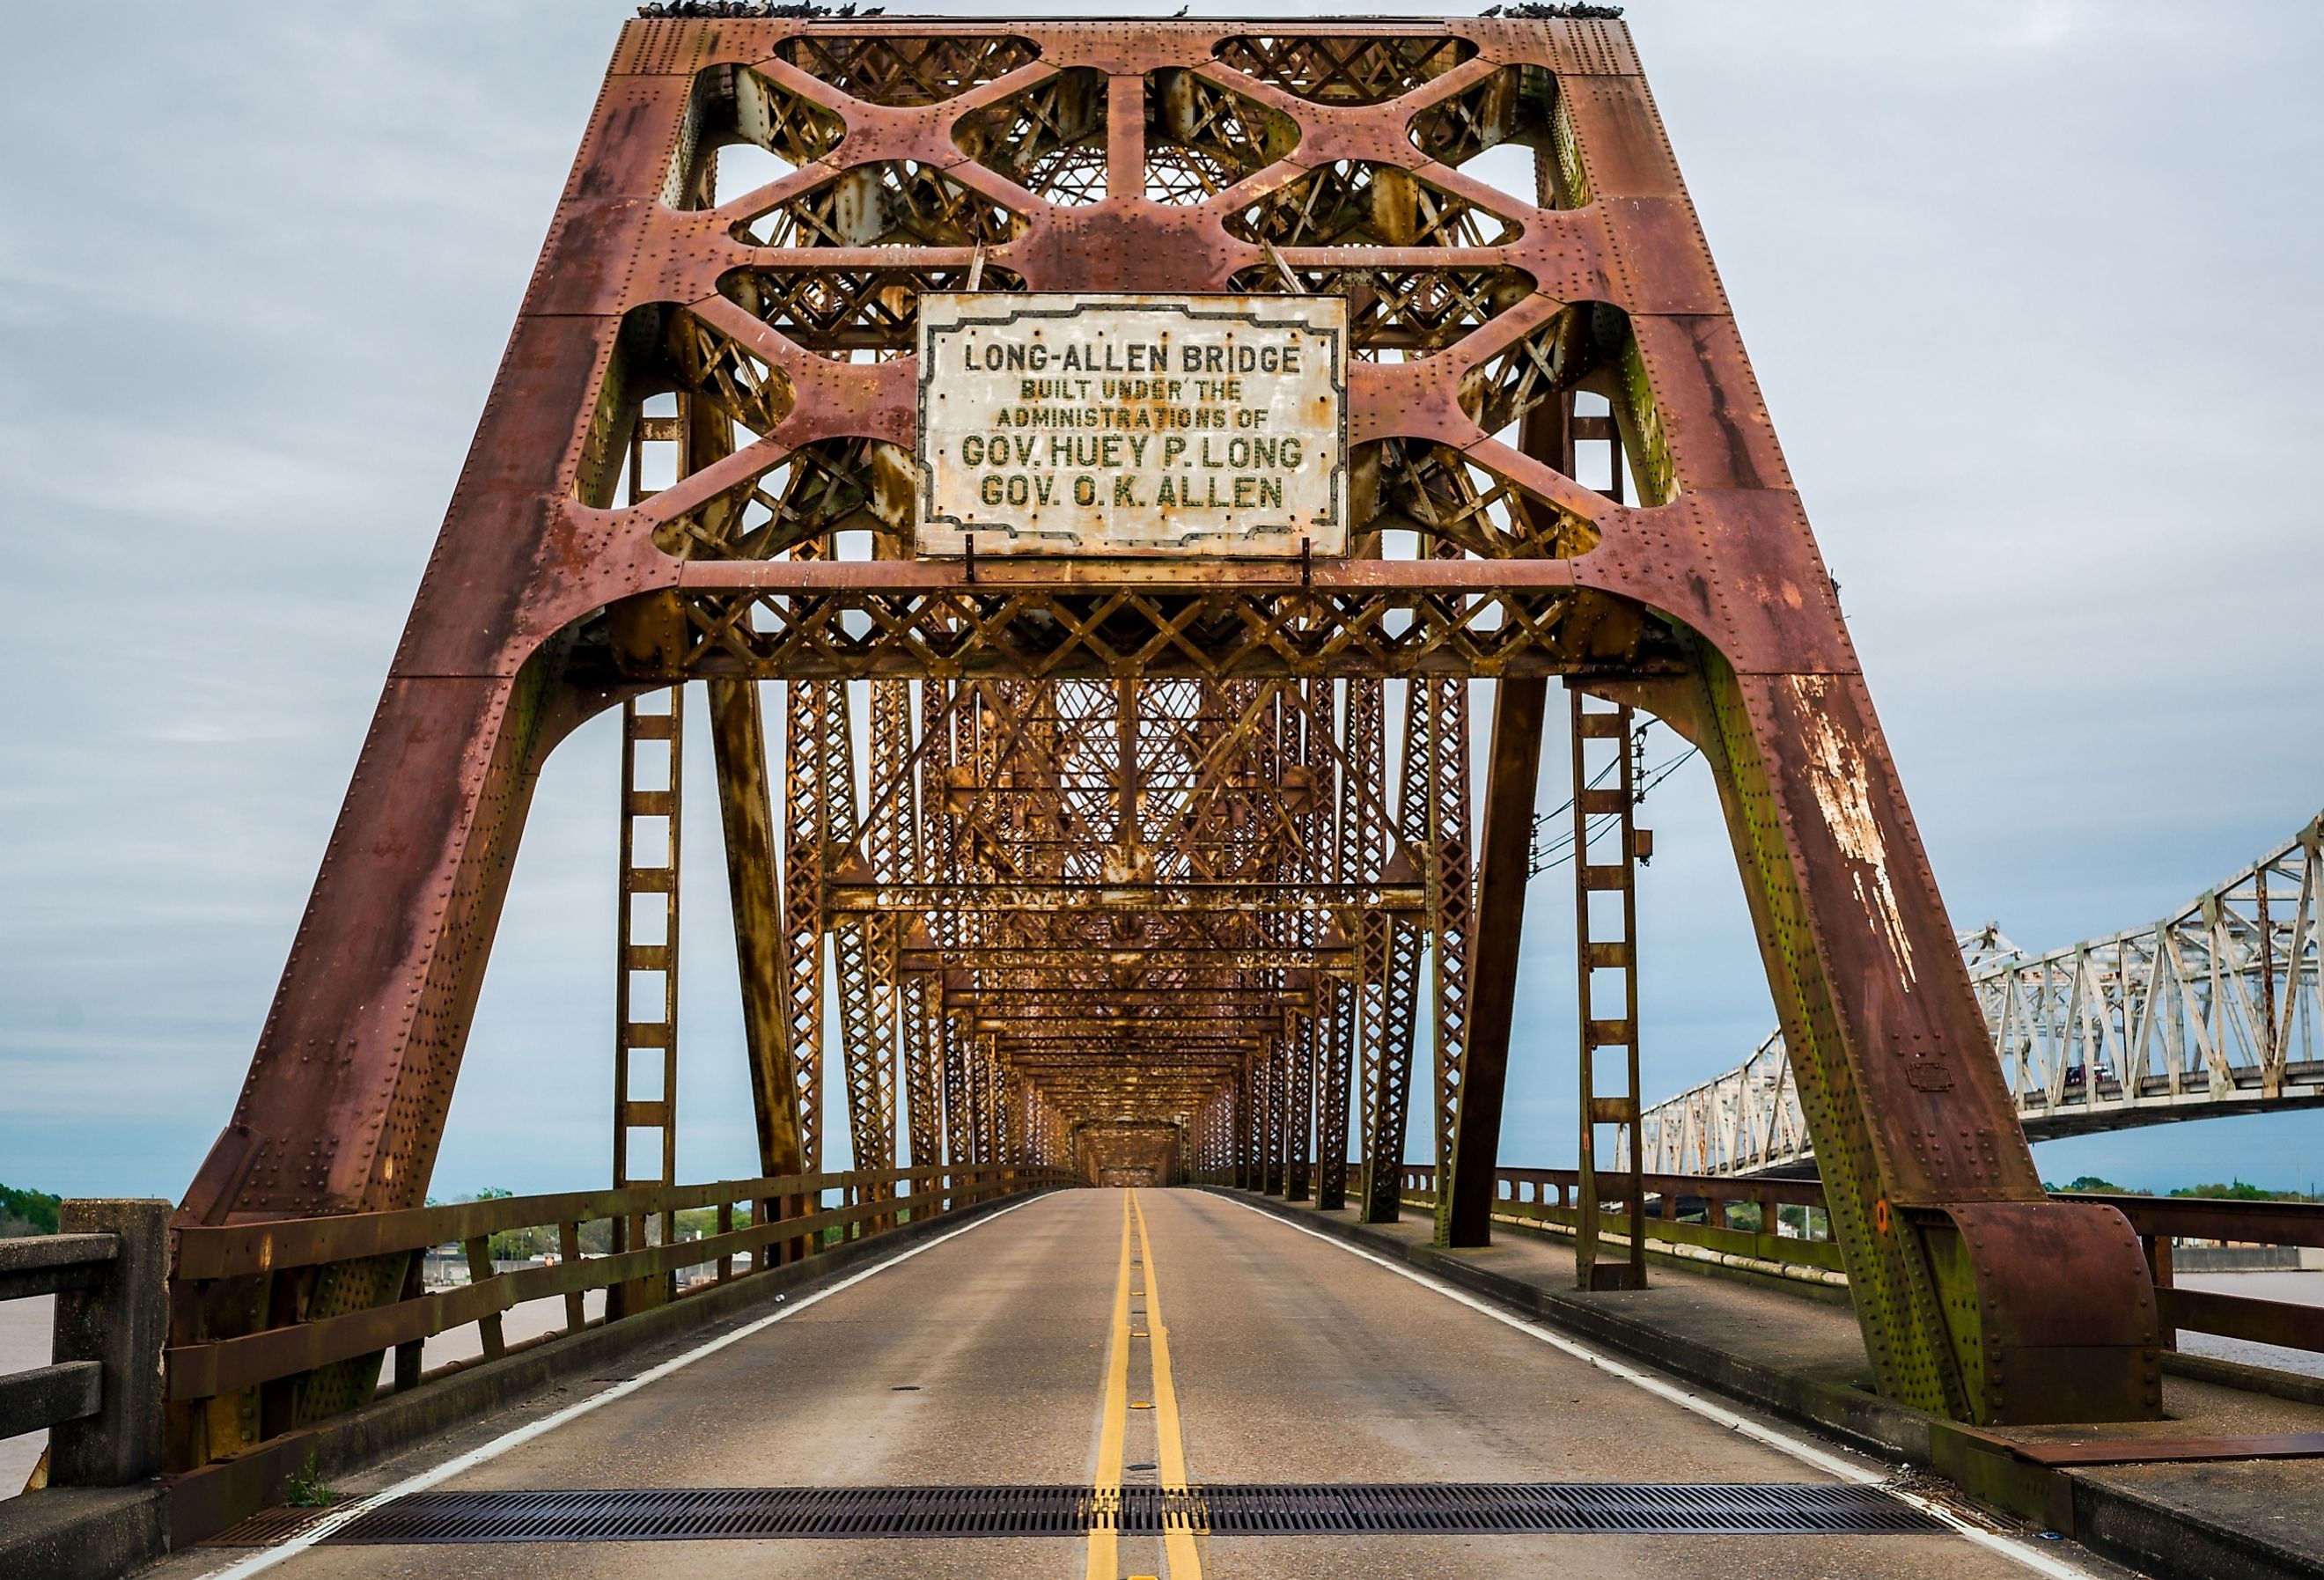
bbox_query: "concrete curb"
[0,1488,168,1580]
[1208,1187,2324,1580]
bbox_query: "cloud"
[1,0,2316,1201]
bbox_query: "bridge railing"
[1186,1162,1841,1271]
[0,1201,170,1490]
[165,1164,1064,1427]
[1392,1165,1845,1276]
[1212,1165,2322,1366]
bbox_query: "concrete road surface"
[152,1189,2131,1580]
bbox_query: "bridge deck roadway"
[162,1189,2135,1580]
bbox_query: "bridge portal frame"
[172,9,2156,1457]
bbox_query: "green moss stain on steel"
[1612,326,1676,508]
[1695,649,1968,1420]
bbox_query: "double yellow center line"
[1087,1190,1200,1580]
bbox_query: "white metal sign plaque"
[916,293,1348,557]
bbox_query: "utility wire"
[1527,724,1699,877]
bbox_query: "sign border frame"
[914,292,1350,557]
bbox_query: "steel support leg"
[1689,652,2159,1422]
[1316,976,1355,1209]
[1425,677,1474,1207]
[1285,1008,1314,1202]
[828,676,896,1203]
[940,1010,970,1166]
[1233,1063,1254,1189]
[1340,677,1386,1212]
[707,680,805,1191]
[1258,1048,1282,1195]
[1358,680,1430,1222]
[781,679,830,1172]
[1437,676,1547,1248]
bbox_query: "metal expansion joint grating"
[309,1482,1941,1543]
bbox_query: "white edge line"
[193,1195,1041,1580]
[1218,1195,2099,1580]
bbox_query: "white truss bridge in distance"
[1631,812,2324,1178]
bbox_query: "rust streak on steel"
[169,9,2161,1474]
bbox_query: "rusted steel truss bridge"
[159,10,2177,1523]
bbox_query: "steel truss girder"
[1642,811,2324,1173]
[907,948,1348,971]
[645,583,1676,686]
[828,881,1421,913]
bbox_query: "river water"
[2177,1269,2324,1379]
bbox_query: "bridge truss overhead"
[172,9,2164,1459]
[1637,813,2324,1177]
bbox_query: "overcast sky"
[2,1,2318,1203]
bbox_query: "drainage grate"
[199,1506,338,1547]
[320,1482,1940,1543]
[1242,1482,1940,1537]
[334,1486,1094,1543]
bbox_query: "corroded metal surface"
[173,9,2159,1455]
